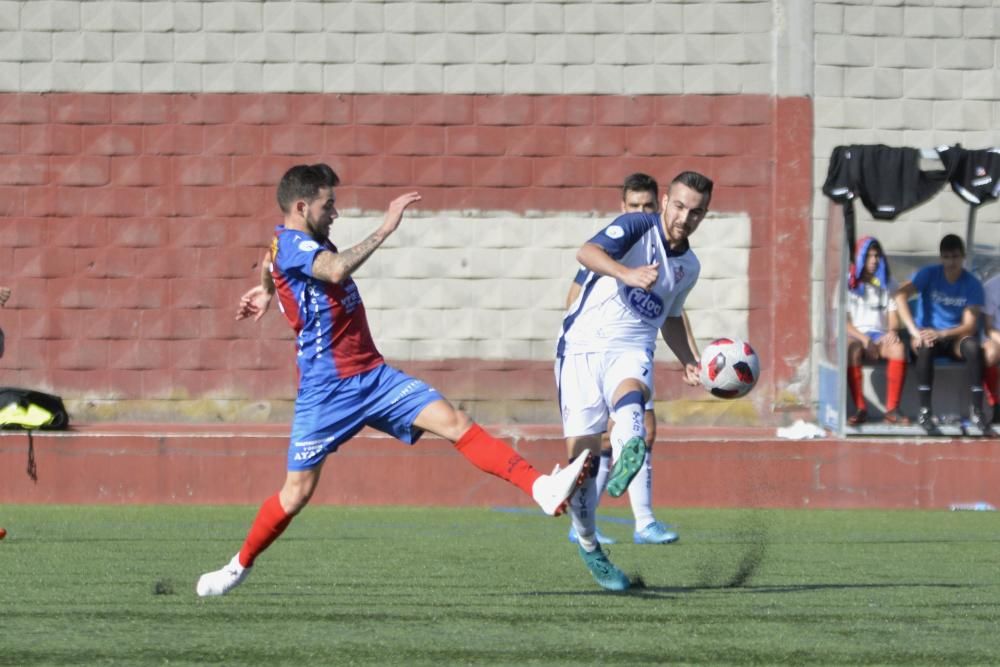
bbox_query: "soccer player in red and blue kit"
[196,164,590,596]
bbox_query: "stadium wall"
[3,1,997,427]
[0,1,813,427]
[5,426,1000,510]
[1,1,998,508]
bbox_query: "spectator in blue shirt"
[894,234,988,434]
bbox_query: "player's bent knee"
[279,489,311,516]
[451,408,474,435]
[415,399,474,442]
[280,472,321,515]
[959,337,981,361]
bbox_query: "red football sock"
[885,359,906,412]
[984,366,999,407]
[848,365,866,410]
[238,493,293,568]
[454,424,541,496]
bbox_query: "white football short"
[555,349,655,438]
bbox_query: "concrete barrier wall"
[4,427,1000,510]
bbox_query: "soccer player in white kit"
[564,173,688,546]
[555,171,712,590]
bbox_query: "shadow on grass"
[520,580,969,600]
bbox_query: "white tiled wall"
[0,0,776,95]
[332,213,752,361]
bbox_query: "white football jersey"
[846,279,898,336]
[557,212,700,357]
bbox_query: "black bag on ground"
[0,387,70,430]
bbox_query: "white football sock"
[594,449,612,500]
[628,451,655,529]
[609,400,645,461]
[568,466,599,552]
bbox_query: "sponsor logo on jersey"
[625,287,664,320]
[341,281,362,313]
[930,289,969,308]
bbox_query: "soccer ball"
[699,338,760,399]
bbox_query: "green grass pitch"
[2,505,999,665]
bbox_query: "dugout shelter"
[819,144,1000,437]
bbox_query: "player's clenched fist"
[621,262,660,291]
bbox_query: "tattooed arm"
[311,192,421,284]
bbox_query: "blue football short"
[287,363,443,471]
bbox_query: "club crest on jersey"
[625,287,664,319]
[673,265,685,283]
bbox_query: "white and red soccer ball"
[699,338,760,399]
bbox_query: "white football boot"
[196,554,251,597]
[532,451,591,516]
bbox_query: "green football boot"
[606,436,646,498]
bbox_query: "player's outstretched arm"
[681,310,698,359]
[311,192,421,284]
[259,251,275,296]
[235,252,276,322]
[577,243,658,290]
[662,316,700,386]
[236,285,272,322]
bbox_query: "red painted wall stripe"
[0,93,813,419]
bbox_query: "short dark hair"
[311,163,340,188]
[276,164,338,213]
[670,171,714,206]
[940,233,965,256]
[621,172,658,200]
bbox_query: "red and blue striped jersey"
[270,226,384,384]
